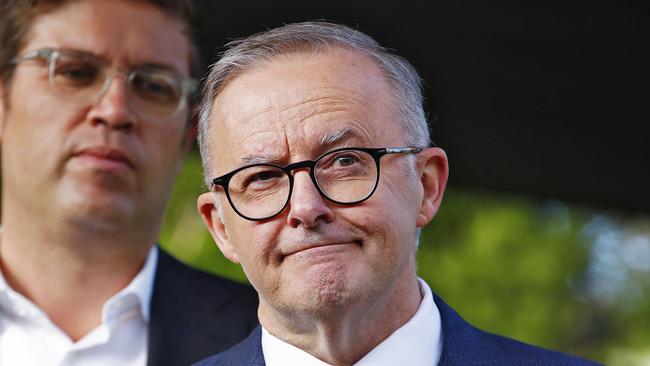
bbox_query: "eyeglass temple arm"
[385,147,423,155]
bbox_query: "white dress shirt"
[0,246,158,366]
[262,278,443,366]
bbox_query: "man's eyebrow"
[319,128,359,147]
[241,154,279,166]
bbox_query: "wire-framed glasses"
[211,146,423,221]
[11,48,197,119]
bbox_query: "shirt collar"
[102,246,158,323]
[261,278,443,366]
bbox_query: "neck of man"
[0,199,158,341]
[260,260,422,365]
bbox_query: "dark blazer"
[193,293,601,366]
[147,248,259,366]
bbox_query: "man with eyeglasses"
[195,22,599,365]
[0,1,258,365]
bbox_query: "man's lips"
[72,146,135,170]
[282,240,361,257]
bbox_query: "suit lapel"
[202,326,265,366]
[147,248,259,366]
[434,293,485,366]
[242,327,266,365]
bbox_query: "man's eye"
[54,64,98,85]
[132,73,179,103]
[333,155,359,167]
[322,152,362,170]
[248,170,284,183]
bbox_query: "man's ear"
[415,147,449,228]
[197,191,241,264]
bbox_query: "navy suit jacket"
[194,293,600,366]
[146,248,259,366]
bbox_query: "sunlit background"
[161,151,650,366]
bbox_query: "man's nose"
[87,74,136,131]
[287,170,334,228]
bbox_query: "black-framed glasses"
[11,48,197,119]
[211,147,422,221]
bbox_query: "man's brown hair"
[0,0,200,88]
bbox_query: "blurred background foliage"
[161,150,650,366]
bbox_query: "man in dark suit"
[195,21,600,365]
[0,1,257,365]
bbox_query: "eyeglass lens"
[48,51,185,118]
[226,149,379,220]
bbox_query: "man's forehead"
[212,87,384,153]
[213,49,393,127]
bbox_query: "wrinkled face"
[0,0,192,232]
[199,48,448,319]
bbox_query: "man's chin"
[276,272,358,316]
[59,191,137,230]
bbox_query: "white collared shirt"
[0,246,158,366]
[261,278,443,366]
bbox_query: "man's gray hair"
[198,21,431,185]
